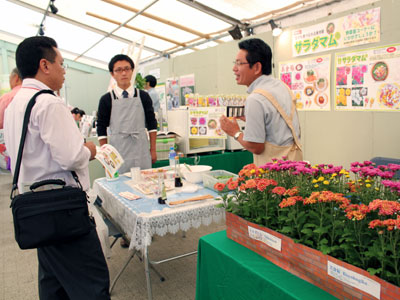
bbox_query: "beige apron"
[252,87,303,166]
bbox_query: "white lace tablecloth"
[93,176,225,250]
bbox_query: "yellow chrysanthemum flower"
[312,179,318,183]
[250,169,255,174]
[314,184,319,188]
[323,180,330,185]
[331,173,337,177]
[318,176,325,182]
[366,184,371,188]
[339,169,346,174]
[365,179,371,183]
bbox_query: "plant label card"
[248,226,282,252]
[327,261,381,299]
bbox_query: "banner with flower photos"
[334,43,400,111]
[279,55,331,111]
[292,8,380,57]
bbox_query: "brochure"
[95,144,124,178]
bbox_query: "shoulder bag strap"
[11,90,82,199]
[252,88,302,150]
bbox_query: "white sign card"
[327,261,381,299]
[248,226,282,252]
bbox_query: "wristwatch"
[233,131,242,140]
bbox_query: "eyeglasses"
[61,63,68,70]
[233,61,250,66]
[114,67,133,73]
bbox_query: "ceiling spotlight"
[228,25,243,40]
[246,27,254,36]
[269,20,282,37]
[39,24,45,36]
[50,0,58,14]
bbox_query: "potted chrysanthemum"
[214,158,400,300]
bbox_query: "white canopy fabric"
[1,0,327,69]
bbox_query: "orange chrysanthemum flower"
[271,186,286,195]
[214,182,226,192]
[227,180,238,190]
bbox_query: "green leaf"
[281,226,292,234]
[313,227,328,234]
[320,245,331,255]
[135,73,146,90]
[301,228,313,235]
[303,223,317,228]
[320,238,328,245]
[367,268,382,276]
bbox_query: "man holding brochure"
[4,36,110,300]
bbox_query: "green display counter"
[196,230,338,300]
[152,150,253,174]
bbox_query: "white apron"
[109,89,151,173]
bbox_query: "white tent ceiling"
[1,0,328,70]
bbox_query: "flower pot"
[226,212,400,300]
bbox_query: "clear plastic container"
[202,170,238,191]
[156,138,175,161]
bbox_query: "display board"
[166,78,180,110]
[180,74,195,105]
[292,8,380,57]
[155,83,167,125]
[279,55,331,111]
[334,43,400,111]
[188,107,226,139]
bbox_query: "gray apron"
[109,89,151,173]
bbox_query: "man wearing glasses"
[220,38,302,165]
[97,54,157,173]
[4,36,110,299]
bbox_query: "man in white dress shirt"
[4,36,110,300]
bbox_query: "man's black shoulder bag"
[10,89,94,249]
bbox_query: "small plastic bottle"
[169,146,176,169]
[174,156,183,187]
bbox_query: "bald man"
[0,68,22,129]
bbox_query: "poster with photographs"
[179,74,195,105]
[188,107,226,139]
[166,78,180,110]
[279,55,331,111]
[334,44,400,111]
[155,83,167,126]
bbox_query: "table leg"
[109,249,137,294]
[144,246,153,300]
